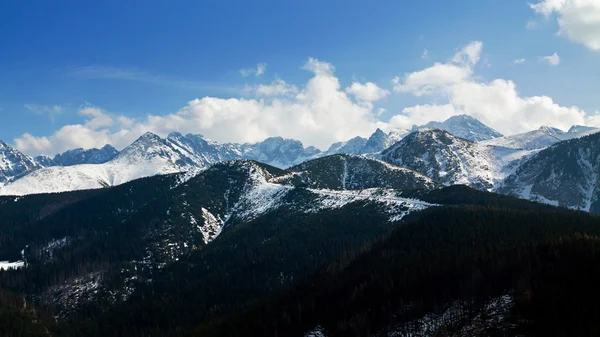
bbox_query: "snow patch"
[306,188,434,222]
[199,208,225,244]
[0,260,25,270]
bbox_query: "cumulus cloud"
[14,105,139,156]
[392,41,481,96]
[15,59,384,155]
[240,63,267,77]
[345,82,390,102]
[243,78,298,97]
[514,58,526,64]
[390,41,590,134]
[530,0,600,51]
[540,52,561,66]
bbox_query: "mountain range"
[1,114,599,213]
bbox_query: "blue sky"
[1,0,599,155]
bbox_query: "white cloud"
[393,41,481,96]
[393,63,472,96]
[14,105,137,155]
[15,59,384,155]
[540,52,561,66]
[390,41,590,134]
[345,82,390,102]
[422,49,429,59]
[514,58,526,64]
[530,0,600,51]
[243,78,298,97]
[240,63,267,77]
[451,41,483,66]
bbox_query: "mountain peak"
[140,131,161,140]
[0,140,41,185]
[447,114,475,122]
[538,125,564,135]
[413,114,502,142]
[568,125,598,134]
[167,131,184,139]
[101,144,117,151]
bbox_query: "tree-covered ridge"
[196,203,600,337]
[287,154,437,191]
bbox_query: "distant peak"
[414,127,441,134]
[167,131,184,139]
[139,131,161,140]
[262,136,285,142]
[447,114,475,121]
[185,133,206,139]
[538,125,564,134]
[568,125,597,134]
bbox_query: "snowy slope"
[319,128,410,157]
[413,114,503,142]
[381,129,536,190]
[481,125,600,150]
[0,140,41,186]
[320,136,368,156]
[481,126,567,150]
[172,159,436,243]
[361,128,398,154]
[0,132,194,195]
[239,136,321,168]
[36,145,119,167]
[496,132,600,212]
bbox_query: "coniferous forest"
[2,169,600,336]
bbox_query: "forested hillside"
[195,197,600,337]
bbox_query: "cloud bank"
[531,0,600,51]
[14,42,598,156]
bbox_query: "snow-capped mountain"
[239,136,321,167]
[569,125,598,134]
[35,145,119,167]
[0,132,196,195]
[381,129,536,190]
[320,128,409,157]
[167,133,321,168]
[166,132,241,166]
[481,125,600,150]
[481,126,566,150]
[361,128,397,154]
[320,136,368,156]
[413,114,503,142]
[1,112,598,199]
[0,140,41,186]
[496,132,600,212]
[0,133,322,195]
[388,128,410,144]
